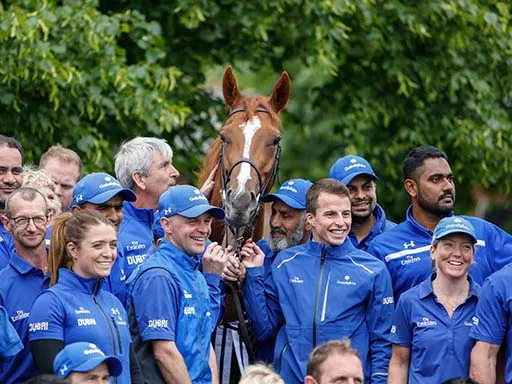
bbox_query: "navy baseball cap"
[158,185,225,220]
[71,172,136,208]
[433,216,477,244]
[261,178,313,209]
[53,342,122,378]
[328,155,379,185]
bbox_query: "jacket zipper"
[312,247,327,348]
[93,294,118,384]
[277,342,289,373]
[195,274,206,365]
[111,316,123,354]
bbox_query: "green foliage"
[2,0,512,220]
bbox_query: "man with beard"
[368,146,512,301]
[328,155,395,251]
[0,188,50,382]
[0,135,24,269]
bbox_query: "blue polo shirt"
[0,222,15,270]
[368,206,512,301]
[0,305,22,358]
[0,254,49,383]
[470,263,512,383]
[118,201,154,279]
[390,276,480,384]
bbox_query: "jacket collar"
[57,268,103,294]
[157,240,200,271]
[305,237,357,258]
[405,205,455,236]
[10,253,44,276]
[123,201,154,226]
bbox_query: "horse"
[199,65,291,244]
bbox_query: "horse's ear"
[270,71,291,113]
[222,65,240,107]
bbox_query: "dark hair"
[49,210,114,286]
[306,179,349,215]
[27,375,68,384]
[402,146,448,181]
[0,135,24,160]
[441,378,479,384]
[4,187,49,218]
[306,339,361,381]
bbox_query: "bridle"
[217,106,281,234]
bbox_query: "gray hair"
[5,187,48,217]
[114,137,174,190]
[239,364,284,384]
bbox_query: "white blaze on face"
[234,116,261,198]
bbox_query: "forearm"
[153,341,192,384]
[387,359,408,384]
[209,343,219,384]
[471,350,496,384]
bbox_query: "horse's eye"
[220,134,226,143]
[272,136,281,146]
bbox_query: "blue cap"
[71,172,136,208]
[53,342,122,379]
[328,155,379,185]
[433,216,477,244]
[261,178,313,209]
[158,185,225,220]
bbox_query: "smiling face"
[68,223,117,280]
[308,193,351,247]
[346,175,377,223]
[0,146,23,205]
[431,233,474,280]
[162,212,213,256]
[269,200,307,251]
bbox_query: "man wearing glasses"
[0,187,50,383]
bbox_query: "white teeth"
[448,261,463,266]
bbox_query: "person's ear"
[404,178,417,199]
[66,242,78,261]
[132,171,146,191]
[0,215,11,233]
[304,375,318,384]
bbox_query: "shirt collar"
[306,237,357,257]
[418,273,480,300]
[10,253,45,276]
[158,240,200,271]
[123,201,154,225]
[406,205,455,236]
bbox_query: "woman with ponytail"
[28,210,138,384]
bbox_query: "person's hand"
[200,165,218,200]
[202,242,227,275]
[221,247,247,284]
[240,239,265,268]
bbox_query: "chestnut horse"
[199,66,291,243]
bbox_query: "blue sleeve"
[389,295,412,347]
[108,248,127,306]
[485,222,512,273]
[367,240,385,263]
[0,236,14,271]
[203,272,223,326]
[243,265,284,341]
[28,291,65,342]
[470,279,507,345]
[131,270,179,342]
[366,266,394,383]
[0,306,22,358]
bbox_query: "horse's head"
[218,66,291,229]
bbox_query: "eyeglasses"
[9,215,48,228]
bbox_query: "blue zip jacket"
[0,254,49,383]
[367,206,512,301]
[470,263,512,384]
[118,201,154,279]
[349,204,396,251]
[390,275,480,383]
[0,222,15,270]
[243,239,394,384]
[127,240,222,384]
[28,269,131,384]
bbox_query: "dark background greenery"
[1,0,511,225]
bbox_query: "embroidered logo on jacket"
[416,317,437,327]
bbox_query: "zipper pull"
[320,246,327,265]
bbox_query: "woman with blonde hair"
[23,168,62,223]
[239,364,284,384]
[28,210,139,383]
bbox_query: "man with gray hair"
[0,188,50,383]
[115,137,180,279]
[0,135,24,269]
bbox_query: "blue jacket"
[243,239,394,384]
[470,263,512,384]
[349,204,396,251]
[390,276,480,383]
[0,254,49,383]
[367,206,512,301]
[127,240,222,384]
[28,269,131,384]
[0,222,14,271]
[118,201,154,279]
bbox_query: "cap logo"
[164,208,172,215]
[454,219,462,223]
[189,194,207,202]
[75,194,83,203]
[99,180,121,189]
[84,345,104,356]
[350,159,357,163]
[194,189,201,194]
[344,162,366,172]
[280,185,298,193]
[288,181,294,185]
[59,364,69,376]
[104,176,111,181]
